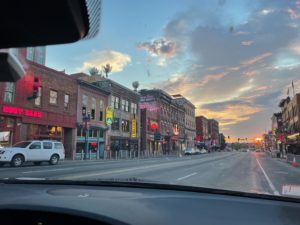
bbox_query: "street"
[1,152,300,196]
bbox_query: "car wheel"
[34,162,42,166]
[11,155,24,167]
[49,154,59,165]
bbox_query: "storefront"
[110,137,138,153]
[0,105,76,158]
[75,126,106,159]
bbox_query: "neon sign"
[2,105,42,118]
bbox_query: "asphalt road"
[1,151,300,196]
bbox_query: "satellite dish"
[132,81,139,91]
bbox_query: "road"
[1,151,300,196]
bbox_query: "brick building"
[195,116,209,142]
[70,73,110,159]
[140,89,186,154]
[208,119,219,146]
[172,94,196,147]
[0,61,77,158]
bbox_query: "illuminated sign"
[150,120,158,130]
[173,124,179,136]
[2,105,42,118]
[105,106,113,125]
[131,117,137,138]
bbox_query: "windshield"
[12,142,31,148]
[1,0,300,200]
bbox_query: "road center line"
[256,158,280,196]
[177,172,197,181]
[22,168,75,174]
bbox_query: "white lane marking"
[22,168,75,174]
[274,171,288,175]
[256,158,280,196]
[177,172,197,181]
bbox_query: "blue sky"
[46,0,300,141]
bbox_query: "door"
[42,142,54,160]
[99,142,104,159]
[27,141,42,161]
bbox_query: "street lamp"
[82,112,91,160]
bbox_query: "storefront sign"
[131,118,137,138]
[2,105,42,118]
[150,120,158,130]
[105,106,113,125]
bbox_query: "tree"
[88,67,102,76]
[102,64,112,78]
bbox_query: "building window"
[125,100,129,112]
[34,87,42,106]
[49,90,58,104]
[99,111,103,121]
[111,96,120,109]
[64,94,69,110]
[121,99,125,111]
[91,97,96,120]
[99,99,104,109]
[112,118,120,130]
[26,47,34,61]
[82,95,87,116]
[131,103,137,114]
[35,47,45,65]
[121,120,130,132]
[3,82,15,103]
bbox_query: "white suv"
[0,140,65,167]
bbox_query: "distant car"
[184,148,196,155]
[0,140,65,167]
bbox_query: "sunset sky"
[46,0,300,141]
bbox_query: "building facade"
[195,116,209,142]
[279,94,300,153]
[0,61,77,158]
[92,79,140,156]
[70,73,110,159]
[172,94,196,147]
[271,112,283,152]
[208,119,219,146]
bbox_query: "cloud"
[241,52,272,66]
[241,41,254,46]
[198,101,262,127]
[81,50,131,73]
[287,7,300,20]
[137,39,178,58]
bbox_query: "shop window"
[3,82,15,103]
[34,87,42,106]
[43,142,52,149]
[64,94,70,110]
[54,143,63,149]
[121,120,130,132]
[49,90,58,104]
[29,142,41,149]
[112,118,120,130]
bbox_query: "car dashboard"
[0,181,299,225]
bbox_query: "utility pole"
[83,112,91,160]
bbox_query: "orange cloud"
[242,52,272,66]
[197,104,261,127]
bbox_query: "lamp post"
[83,112,91,160]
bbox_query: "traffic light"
[32,76,40,99]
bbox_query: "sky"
[46,0,300,141]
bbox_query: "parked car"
[200,148,207,154]
[0,140,65,167]
[184,148,196,155]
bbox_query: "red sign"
[277,133,283,141]
[196,134,201,141]
[2,105,42,118]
